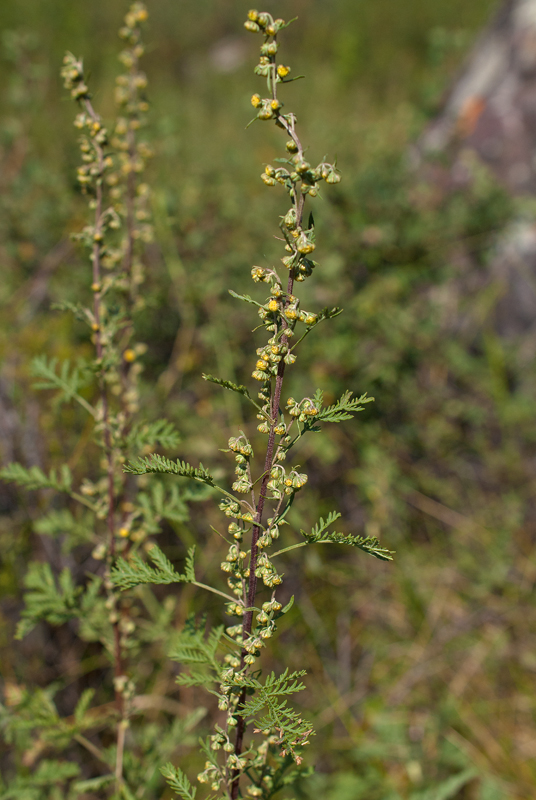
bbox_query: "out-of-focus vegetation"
[5,0,536,798]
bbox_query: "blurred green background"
[5,0,536,798]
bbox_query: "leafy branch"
[317,390,374,423]
[161,764,197,800]
[203,373,265,414]
[110,545,196,591]
[124,454,215,486]
[30,355,95,417]
[238,669,312,763]
[1,463,73,493]
[271,511,394,561]
[126,419,181,451]
[15,563,83,639]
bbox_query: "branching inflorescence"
[1,7,392,800]
[114,10,393,800]
[0,5,194,795]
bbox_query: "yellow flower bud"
[277,65,290,78]
[119,527,130,538]
[124,349,136,362]
[268,299,279,312]
[251,93,262,108]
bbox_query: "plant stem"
[230,91,306,794]
[83,96,125,787]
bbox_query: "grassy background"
[5,1,536,799]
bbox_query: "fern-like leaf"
[127,419,181,451]
[31,355,95,416]
[238,669,312,763]
[111,545,196,591]
[202,374,252,399]
[1,463,72,493]
[228,289,262,307]
[316,390,373,423]
[124,454,214,486]
[161,764,197,799]
[171,617,224,691]
[16,562,82,639]
[301,514,394,561]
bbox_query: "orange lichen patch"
[457,95,486,137]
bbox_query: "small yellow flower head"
[270,99,281,111]
[297,233,315,254]
[244,20,260,32]
[91,322,100,332]
[91,282,101,292]
[286,139,298,153]
[256,359,269,370]
[265,164,275,176]
[248,9,259,21]
[119,527,130,538]
[251,93,262,108]
[124,349,136,362]
[277,65,290,78]
[267,299,279,312]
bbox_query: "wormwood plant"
[109,10,393,800]
[0,5,206,797]
[0,7,392,800]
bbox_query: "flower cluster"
[192,12,346,797]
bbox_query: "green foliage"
[0,463,72,493]
[111,545,196,591]
[124,454,215,486]
[202,374,252,400]
[239,670,312,762]
[4,0,522,798]
[30,355,94,415]
[161,764,197,800]
[301,512,394,561]
[126,420,181,451]
[33,509,94,550]
[15,562,82,638]
[170,618,224,689]
[316,391,374,424]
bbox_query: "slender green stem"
[193,581,238,605]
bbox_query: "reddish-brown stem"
[83,99,125,781]
[230,36,308,797]
[231,270,297,800]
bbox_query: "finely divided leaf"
[1,463,72,493]
[127,419,181,451]
[111,545,196,591]
[237,669,312,763]
[161,764,197,799]
[171,617,224,689]
[202,374,251,399]
[30,355,94,415]
[317,390,374,423]
[16,562,82,639]
[301,515,394,562]
[124,454,214,486]
[228,289,262,307]
[34,508,94,550]
[317,306,343,322]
